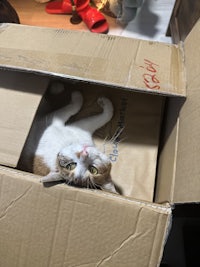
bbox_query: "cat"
[20,82,117,194]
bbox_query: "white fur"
[36,125,94,171]
[36,91,113,171]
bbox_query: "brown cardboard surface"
[156,19,200,203]
[0,70,48,167]
[0,166,171,267]
[0,23,186,97]
[171,19,200,202]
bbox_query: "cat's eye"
[89,165,98,175]
[66,162,77,170]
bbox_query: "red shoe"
[78,5,109,34]
[46,0,109,34]
[46,0,89,14]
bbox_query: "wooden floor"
[10,0,175,42]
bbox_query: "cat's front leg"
[72,97,114,133]
[97,97,114,123]
[89,96,114,131]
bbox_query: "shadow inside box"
[160,204,200,267]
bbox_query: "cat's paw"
[71,91,83,106]
[97,97,114,120]
[98,97,113,111]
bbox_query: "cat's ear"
[40,171,64,183]
[101,181,118,194]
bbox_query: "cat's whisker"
[66,177,73,185]
[117,136,127,143]
[86,178,90,189]
[87,178,92,189]
[89,178,100,190]
[102,136,109,153]
[100,127,125,153]
[110,127,125,143]
[88,177,94,188]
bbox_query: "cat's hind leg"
[52,90,83,125]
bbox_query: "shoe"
[46,0,109,34]
[78,5,109,34]
[46,0,89,14]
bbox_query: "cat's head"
[42,144,117,194]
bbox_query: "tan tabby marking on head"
[33,156,50,176]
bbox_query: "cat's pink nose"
[80,150,88,157]
[76,149,88,159]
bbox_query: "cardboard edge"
[0,23,186,98]
[0,65,185,98]
[153,211,173,267]
[171,19,200,203]
[178,42,187,95]
[0,165,172,215]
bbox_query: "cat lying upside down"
[30,84,117,194]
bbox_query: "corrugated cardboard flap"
[0,23,186,97]
[0,70,48,167]
[173,19,200,202]
[156,19,200,203]
[0,166,171,267]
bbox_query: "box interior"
[0,69,172,267]
[0,67,166,202]
[15,75,164,201]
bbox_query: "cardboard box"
[0,20,198,266]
